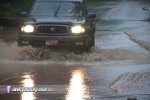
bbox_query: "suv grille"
[37,26,68,34]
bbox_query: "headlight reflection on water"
[66,69,89,100]
[21,74,36,100]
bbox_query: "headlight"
[71,26,85,34]
[21,25,34,33]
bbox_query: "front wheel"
[83,36,91,52]
[17,39,23,47]
[91,34,95,47]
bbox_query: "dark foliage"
[0,0,34,17]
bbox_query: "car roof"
[36,0,83,2]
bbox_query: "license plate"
[46,40,58,46]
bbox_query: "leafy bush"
[0,0,34,18]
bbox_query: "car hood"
[24,15,86,24]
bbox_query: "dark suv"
[18,0,96,50]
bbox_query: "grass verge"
[85,0,103,8]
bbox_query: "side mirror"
[19,12,28,17]
[87,13,96,18]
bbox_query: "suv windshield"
[31,1,85,17]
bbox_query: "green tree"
[0,0,34,17]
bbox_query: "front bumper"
[18,34,89,46]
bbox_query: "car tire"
[83,37,91,52]
[91,34,95,47]
[17,39,23,47]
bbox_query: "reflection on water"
[21,75,34,87]
[66,69,89,100]
[21,74,36,100]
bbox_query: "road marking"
[103,4,120,19]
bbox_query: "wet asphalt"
[0,0,150,100]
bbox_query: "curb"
[125,31,150,51]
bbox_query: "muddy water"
[0,41,149,63]
[111,70,150,94]
[0,28,150,64]
[0,0,150,99]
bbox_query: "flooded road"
[0,0,150,100]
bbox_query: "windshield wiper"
[54,2,61,17]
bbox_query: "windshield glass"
[31,1,85,17]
